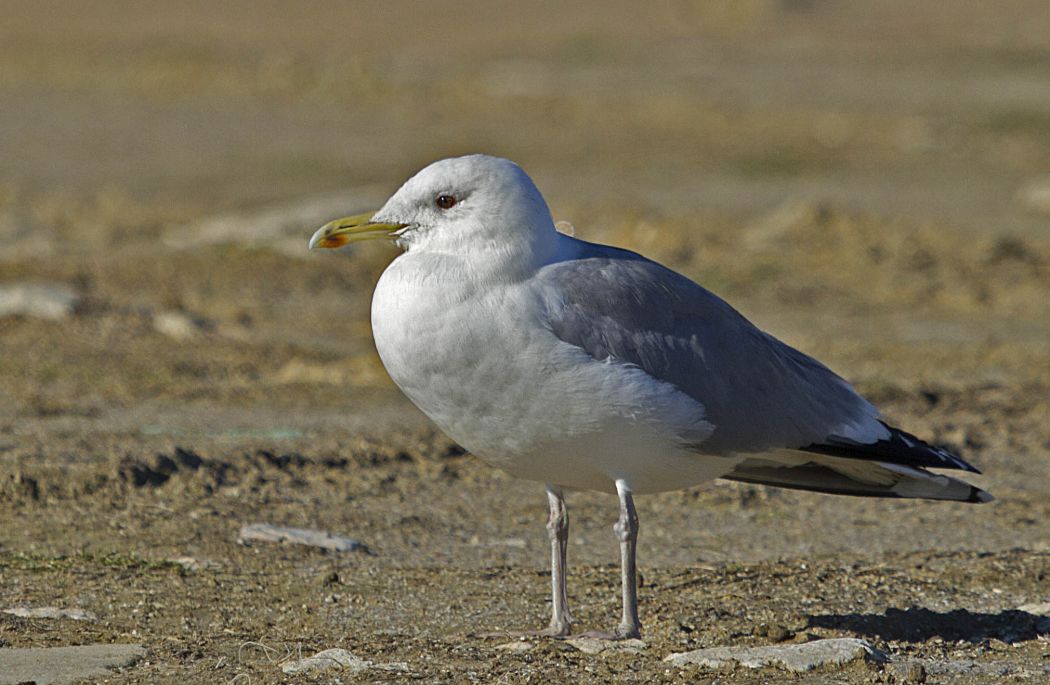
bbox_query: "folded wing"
[537,239,988,503]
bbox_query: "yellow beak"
[308,212,408,249]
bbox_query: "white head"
[310,155,559,273]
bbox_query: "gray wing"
[536,240,980,475]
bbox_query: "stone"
[3,607,97,621]
[280,648,371,675]
[0,283,78,320]
[0,644,144,685]
[752,622,793,642]
[566,637,646,655]
[153,310,209,340]
[166,556,219,573]
[1017,602,1050,635]
[494,640,535,653]
[1017,601,1050,616]
[238,523,366,553]
[665,637,887,673]
[467,535,528,548]
[279,648,408,676]
[889,660,927,683]
[917,659,1017,677]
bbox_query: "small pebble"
[754,622,793,642]
[566,637,646,655]
[3,607,97,621]
[889,660,927,684]
[238,523,366,553]
[494,640,534,653]
[0,282,78,320]
[153,310,209,340]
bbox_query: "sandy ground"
[1,2,1049,683]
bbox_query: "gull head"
[309,155,558,266]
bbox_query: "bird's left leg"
[613,478,641,638]
[578,478,642,640]
[544,485,573,635]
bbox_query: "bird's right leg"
[544,485,573,635]
[482,485,573,638]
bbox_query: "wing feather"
[536,239,981,479]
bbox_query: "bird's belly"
[371,268,735,493]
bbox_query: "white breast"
[370,252,738,494]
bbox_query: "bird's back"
[534,236,987,501]
[536,237,886,454]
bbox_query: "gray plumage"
[538,239,987,502]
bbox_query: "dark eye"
[436,194,457,210]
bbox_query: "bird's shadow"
[808,607,1049,644]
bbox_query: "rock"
[1018,602,1050,634]
[1017,601,1050,616]
[0,283,78,320]
[917,658,1018,677]
[280,648,371,675]
[889,660,927,683]
[3,607,97,621]
[753,622,793,642]
[279,648,408,675]
[153,310,210,340]
[164,189,386,257]
[0,643,144,685]
[238,523,366,553]
[665,637,887,673]
[566,637,646,655]
[166,556,219,573]
[467,535,528,548]
[494,640,535,653]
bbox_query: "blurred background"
[1,3,1049,680]
[4,1,1049,455]
[3,0,1050,548]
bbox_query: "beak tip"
[308,211,400,251]
[307,225,332,251]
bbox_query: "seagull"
[309,154,989,640]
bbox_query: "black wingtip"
[804,422,983,474]
[969,486,994,504]
[880,422,983,473]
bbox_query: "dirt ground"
[1,2,1049,683]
